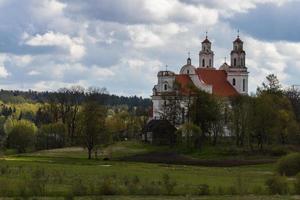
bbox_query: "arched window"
[232,78,236,86]
[209,59,212,66]
[164,84,168,91]
[187,70,189,74]
[234,58,237,66]
[202,59,205,67]
[243,79,246,91]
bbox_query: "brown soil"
[119,152,275,167]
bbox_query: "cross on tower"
[205,31,208,39]
[224,57,227,63]
[165,65,168,71]
[188,52,190,58]
[237,29,240,38]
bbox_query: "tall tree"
[78,91,108,159]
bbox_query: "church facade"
[152,35,249,123]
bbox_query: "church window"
[233,78,236,86]
[234,58,237,66]
[187,70,189,74]
[209,59,212,66]
[243,79,246,91]
[164,84,168,91]
[202,59,205,67]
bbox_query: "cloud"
[61,0,219,25]
[25,31,85,60]
[0,0,299,97]
[0,66,9,78]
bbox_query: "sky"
[0,0,300,97]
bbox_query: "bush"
[72,178,88,196]
[162,174,177,195]
[5,119,37,153]
[277,153,300,176]
[140,181,161,195]
[265,176,289,195]
[269,146,288,156]
[99,177,117,195]
[197,184,210,195]
[295,173,300,194]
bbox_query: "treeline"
[0,86,150,159]
[0,87,151,108]
[163,74,300,151]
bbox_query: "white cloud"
[144,0,218,25]
[127,23,187,48]
[28,70,40,76]
[91,65,115,78]
[31,0,66,19]
[0,66,9,78]
[25,31,85,60]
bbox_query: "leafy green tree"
[0,116,7,149]
[5,119,37,153]
[257,74,282,95]
[36,122,67,149]
[176,122,202,149]
[229,95,254,148]
[78,98,108,159]
[190,90,221,146]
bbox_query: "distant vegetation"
[0,74,299,198]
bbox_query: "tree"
[257,74,282,95]
[190,90,221,146]
[176,122,202,149]
[285,87,300,122]
[159,95,183,126]
[36,122,67,150]
[78,96,108,159]
[229,95,253,148]
[0,116,7,149]
[56,86,85,145]
[5,119,37,153]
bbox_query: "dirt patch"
[119,152,276,167]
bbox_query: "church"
[151,34,249,123]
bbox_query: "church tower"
[199,34,214,68]
[227,32,249,94]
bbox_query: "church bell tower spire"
[199,32,214,68]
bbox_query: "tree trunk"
[88,148,92,160]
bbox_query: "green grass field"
[0,141,297,198]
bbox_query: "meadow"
[0,141,298,199]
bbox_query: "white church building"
[152,34,249,122]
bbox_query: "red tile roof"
[175,74,194,95]
[196,68,239,97]
[175,70,238,97]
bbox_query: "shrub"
[140,181,161,195]
[277,153,300,176]
[99,177,117,195]
[5,119,37,153]
[197,184,210,195]
[269,146,288,156]
[72,178,88,196]
[252,185,264,195]
[162,174,177,195]
[295,173,300,194]
[265,176,289,195]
